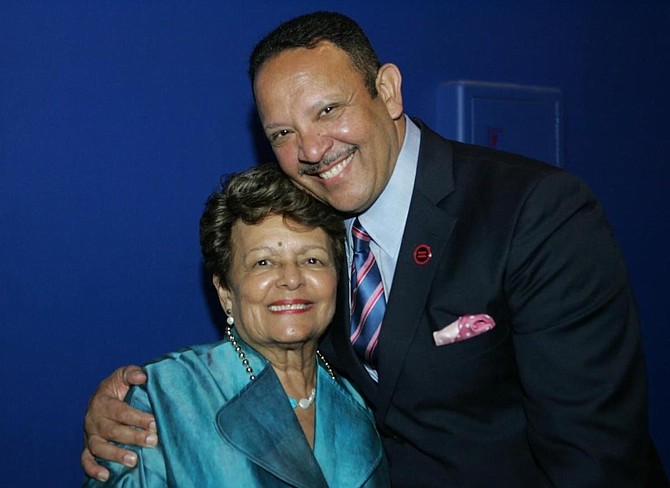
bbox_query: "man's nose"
[297,130,331,164]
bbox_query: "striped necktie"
[350,218,385,368]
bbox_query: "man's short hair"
[249,11,381,98]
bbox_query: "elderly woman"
[84,163,389,487]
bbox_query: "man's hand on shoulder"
[82,366,157,482]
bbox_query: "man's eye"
[321,106,335,116]
[270,129,290,142]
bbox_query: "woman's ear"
[212,275,233,314]
[376,63,404,120]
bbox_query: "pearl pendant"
[292,388,316,409]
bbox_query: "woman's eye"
[255,259,269,267]
[306,257,323,265]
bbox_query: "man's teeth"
[319,153,353,180]
[269,303,310,311]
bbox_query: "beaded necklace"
[225,326,335,409]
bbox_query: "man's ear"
[376,63,404,120]
[212,275,233,313]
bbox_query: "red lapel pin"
[413,244,432,265]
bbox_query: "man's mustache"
[298,145,359,176]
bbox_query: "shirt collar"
[352,115,420,261]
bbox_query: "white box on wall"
[437,81,563,167]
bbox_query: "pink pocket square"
[433,314,496,346]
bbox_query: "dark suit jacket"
[323,121,667,487]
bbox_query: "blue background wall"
[1,2,668,485]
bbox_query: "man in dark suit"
[82,11,667,487]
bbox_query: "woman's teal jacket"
[84,338,389,487]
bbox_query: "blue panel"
[437,81,563,166]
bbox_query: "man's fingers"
[88,434,142,468]
[121,365,147,386]
[85,391,156,438]
[91,417,158,448]
[82,447,110,482]
[110,401,156,433]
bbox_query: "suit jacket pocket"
[433,314,496,346]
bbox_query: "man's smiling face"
[254,41,405,214]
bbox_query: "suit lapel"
[215,366,329,488]
[328,121,458,424]
[376,122,458,422]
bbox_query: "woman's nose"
[277,262,304,289]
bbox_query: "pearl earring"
[226,315,234,326]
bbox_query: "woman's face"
[215,214,338,356]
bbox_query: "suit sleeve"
[82,386,168,487]
[505,171,658,486]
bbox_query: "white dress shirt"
[346,116,421,380]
